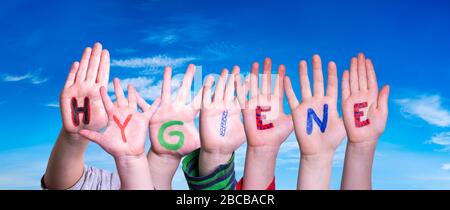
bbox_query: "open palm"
[341,53,390,144]
[200,67,246,154]
[78,79,159,158]
[149,65,202,157]
[285,55,346,155]
[236,58,293,147]
[60,43,110,134]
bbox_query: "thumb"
[79,129,102,145]
[377,85,390,113]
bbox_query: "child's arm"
[78,79,159,190]
[284,55,346,190]
[235,58,294,189]
[148,65,202,189]
[44,43,110,189]
[340,53,389,190]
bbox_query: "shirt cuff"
[182,149,236,190]
[236,177,276,190]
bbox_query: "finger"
[79,129,102,144]
[312,54,324,97]
[75,47,92,83]
[357,53,368,91]
[299,60,312,99]
[326,61,338,100]
[366,59,379,94]
[235,74,246,108]
[145,97,161,119]
[284,76,299,110]
[225,66,239,102]
[274,64,286,105]
[190,86,203,113]
[250,62,259,99]
[377,85,390,113]
[113,78,127,107]
[261,57,272,95]
[100,86,114,113]
[176,64,195,104]
[341,70,351,100]
[127,85,137,110]
[349,57,359,93]
[161,66,172,105]
[85,42,103,84]
[202,75,215,107]
[213,69,228,103]
[135,90,151,111]
[97,49,110,87]
[64,61,79,88]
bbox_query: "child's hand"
[340,53,389,190]
[235,58,293,148]
[341,53,389,145]
[235,58,294,189]
[78,78,159,158]
[284,55,346,189]
[149,64,202,157]
[60,43,110,138]
[285,55,346,155]
[78,78,159,189]
[199,67,246,176]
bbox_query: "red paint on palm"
[113,114,133,143]
[354,102,370,127]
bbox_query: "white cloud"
[108,76,183,101]
[1,71,48,84]
[44,102,59,108]
[442,163,450,171]
[427,132,450,151]
[203,42,239,60]
[143,33,178,45]
[395,95,450,127]
[111,55,195,71]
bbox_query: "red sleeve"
[236,177,275,190]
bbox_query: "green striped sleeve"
[182,149,236,190]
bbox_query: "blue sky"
[1,0,450,189]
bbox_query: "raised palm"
[149,65,202,157]
[60,43,110,134]
[341,53,390,144]
[236,58,294,147]
[200,67,246,154]
[285,55,346,155]
[78,79,159,157]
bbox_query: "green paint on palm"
[158,120,185,151]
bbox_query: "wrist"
[199,149,232,176]
[300,152,334,168]
[147,149,181,190]
[346,140,377,155]
[242,145,279,190]
[246,145,280,157]
[114,153,148,169]
[148,149,182,164]
[115,153,153,190]
[298,153,334,190]
[60,128,89,146]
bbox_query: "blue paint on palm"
[306,104,328,135]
